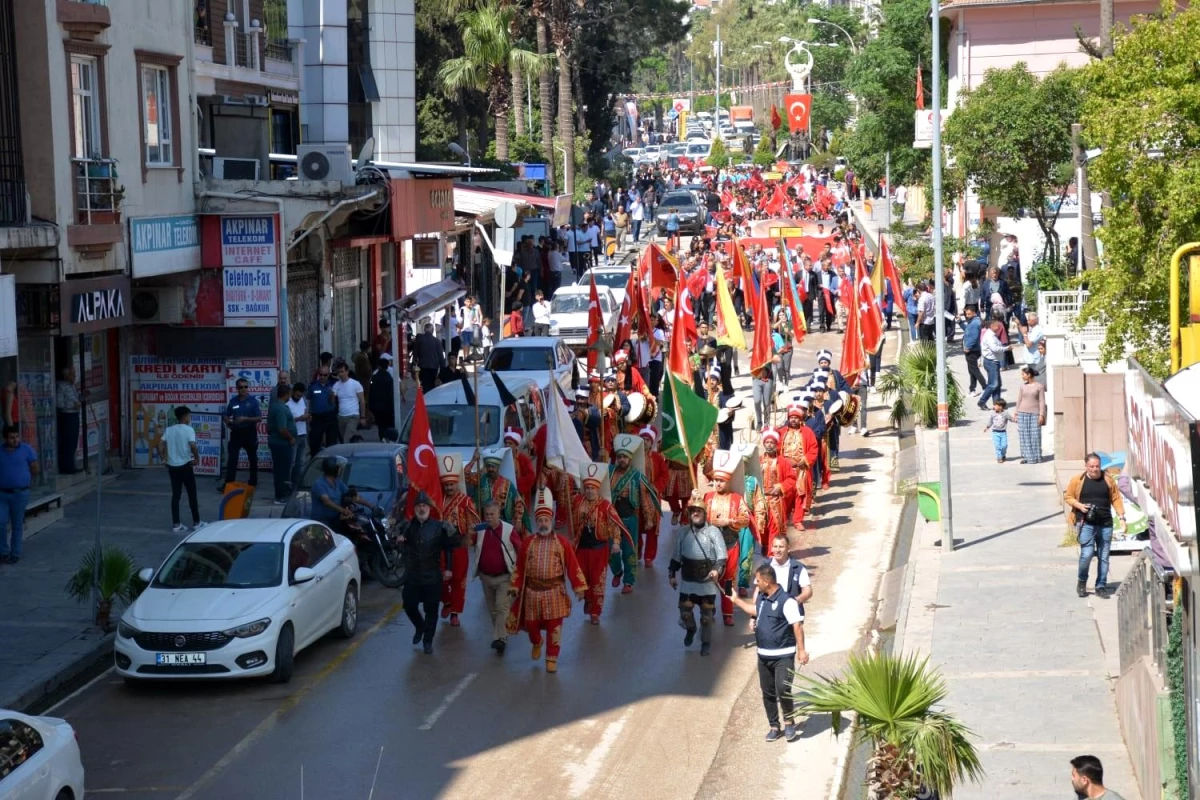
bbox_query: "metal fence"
[72,157,122,224]
[193,0,211,46]
[263,0,290,61]
[1037,289,1110,357]
[1116,549,1173,679]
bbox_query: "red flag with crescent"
[771,104,783,131]
[784,93,812,134]
[856,253,885,356]
[404,387,444,519]
[586,273,603,371]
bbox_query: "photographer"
[1064,453,1126,599]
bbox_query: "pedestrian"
[669,491,726,656]
[773,308,793,385]
[507,302,526,338]
[461,296,482,358]
[726,564,810,742]
[332,363,365,442]
[474,500,522,655]
[305,366,338,456]
[397,491,462,654]
[958,306,985,396]
[1013,365,1046,464]
[915,280,937,342]
[629,196,644,242]
[1069,755,1126,800]
[267,384,297,505]
[0,424,38,564]
[158,406,201,533]
[983,398,1012,464]
[413,323,446,393]
[505,489,588,673]
[221,377,261,491]
[531,289,552,337]
[977,319,1009,409]
[903,283,919,341]
[665,208,680,251]
[55,365,81,475]
[287,382,310,490]
[367,355,396,436]
[1064,454,1127,599]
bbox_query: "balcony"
[192,6,299,92]
[56,0,111,42]
[67,157,124,250]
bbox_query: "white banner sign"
[223,266,278,325]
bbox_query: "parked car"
[283,442,406,522]
[577,265,632,306]
[483,336,577,398]
[115,519,361,683]
[547,284,617,352]
[0,711,85,799]
[621,147,644,161]
[655,190,706,236]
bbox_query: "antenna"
[355,137,376,170]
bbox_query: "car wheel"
[269,623,295,684]
[338,583,358,639]
[55,790,74,800]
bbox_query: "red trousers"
[720,541,738,618]
[791,494,809,528]
[576,547,610,617]
[440,547,470,614]
[640,529,659,564]
[525,618,564,660]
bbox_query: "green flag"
[661,371,718,464]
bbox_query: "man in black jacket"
[397,492,462,654]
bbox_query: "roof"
[582,265,633,274]
[491,336,563,348]
[186,519,305,543]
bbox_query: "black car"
[282,443,408,521]
[655,190,706,236]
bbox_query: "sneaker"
[765,728,783,743]
[1095,586,1110,599]
[1076,581,1087,598]
[423,642,434,655]
[171,523,188,534]
[273,499,287,506]
[684,628,697,647]
[784,723,799,741]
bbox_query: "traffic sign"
[495,201,519,229]
[672,97,691,114]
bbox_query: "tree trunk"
[537,18,556,189]
[1099,0,1114,57]
[572,60,586,138]
[495,106,511,161]
[513,65,526,138]
[556,47,574,196]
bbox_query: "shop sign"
[0,275,15,358]
[390,178,456,239]
[223,266,278,325]
[226,359,278,470]
[129,214,201,278]
[220,215,278,266]
[1125,359,1199,573]
[60,275,132,335]
[128,357,226,475]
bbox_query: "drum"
[837,393,860,426]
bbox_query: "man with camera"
[1064,453,1126,599]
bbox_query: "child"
[480,317,494,358]
[983,398,1012,463]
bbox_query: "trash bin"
[916,481,942,522]
[219,481,256,520]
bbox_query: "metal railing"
[233,31,253,68]
[1116,549,1173,680]
[263,0,290,62]
[1037,289,1109,356]
[194,0,212,46]
[72,157,122,224]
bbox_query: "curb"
[5,632,114,714]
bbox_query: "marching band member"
[608,434,661,594]
[440,454,480,628]
[704,451,752,627]
[571,463,633,625]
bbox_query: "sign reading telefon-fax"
[220,215,278,266]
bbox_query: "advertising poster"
[220,215,277,266]
[223,266,278,325]
[129,356,226,475]
[226,359,278,470]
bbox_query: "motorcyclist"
[310,457,376,530]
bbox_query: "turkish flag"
[749,262,774,374]
[668,274,692,380]
[613,270,637,348]
[641,243,677,297]
[586,273,603,371]
[840,280,866,383]
[784,93,811,134]
[856,254,885,356]
[404,387,444,519]
[771,104,782,131]
[880,239,905,316]
[762,185,789,217]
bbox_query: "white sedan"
[0,711,85,799]
[115,519,361,684]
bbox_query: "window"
[71,55,101,159]
[0,719,44,780]
[141,64,173,165]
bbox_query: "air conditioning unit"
[297,143,354,183]
[212,157,261,180]
[131,287,185,324]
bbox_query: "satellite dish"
[355,137,375,170]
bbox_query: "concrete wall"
[13,2,55,223]
[1114,657,1170,800]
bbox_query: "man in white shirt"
[531,289,553,336]
[333,363,366,442]
[915,280,938,342]
[158,405,201,533]
[547,244,565,298]
[978,319,1009,409]
[764,534,812,604]
[586,219,602,266]
[286,384,310,493]
[573,224,591,276]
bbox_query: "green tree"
[795,651,984,799]
[706,137,731,169]
[753,129,776,167]
[439,2,547,161]
[943,63,1082,270]
[1077,0,1200,377]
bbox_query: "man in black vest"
[727,564,809,742]
[766,534,812,606]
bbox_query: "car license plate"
[155,652,207,666]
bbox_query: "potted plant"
[65,545,144,631]
[875,342,965,430]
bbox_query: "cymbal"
[697,345,717,357]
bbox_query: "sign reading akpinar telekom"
[129,214,201,278]
[221,215,277,265]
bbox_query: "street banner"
[784,94,811,133]
[129,356,226,474]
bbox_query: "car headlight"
[223,618,272,638]
[118,620,139,639]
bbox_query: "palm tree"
[531,2,556,188]
[794,651,984,799]
[548,0,574,194]
[439,2,546,161]
[875,342,965,429]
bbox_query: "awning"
[456,187,559,211]
[453,188,534,221]
[384,277,468,322]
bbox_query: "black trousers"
[57,410,80,474]
[418,367,438,393]
[403,582,442,645]
[964,348,986,392]
[309,412,339,456]
[224,430,258,486]
[648,360,664,397]
[167,463,200,526]
[268,442,293,502]
[758,654,797,728]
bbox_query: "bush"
[1023,257,1066,312]
[752,133,777,167]
[706,138,731,169]
[807,151,836,171]
[876,342,965,429]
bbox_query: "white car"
[482,336,578,398]
[620,147,644,161]
[578,265,632,306]
[0,711,85,800]
[115,519,361,683]
[548,284,617,350]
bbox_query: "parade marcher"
[571,463,632,624]
[466,447,516,522]
[506,489,588,673]
[600,370,628,458]
[637,425,669,566]
[754,430,797,551]
[503,427,535,531]
[664,456,696,526]
[608,434,662,593]
[807,385,832,490]
[573,388,602,459]
[474,499,523,654]
[438,454,480,628]
[669,491,728,656]
[778,401,819,527]
[541,456,577,536]
[704,451,753,627]
[397,491,462,655]
[731,445,764,597]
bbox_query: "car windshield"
[552,294,591,313]
[154,542,284,589]
[669,144,688,154]
[660,194,694,208]
[486,347,556,371]
[585,272,629,291]
[686,144,709,155]
[297,455,395,492]
[401,404,501,446]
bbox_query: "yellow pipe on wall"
[1169,243,1200,375]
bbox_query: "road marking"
[173,602,403,800]
[417,673,478,730]
[45,667,113,714]
[563,710,630,797]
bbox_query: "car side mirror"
[138,567,155,583]
[293,567,316,584]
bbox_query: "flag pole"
[931,0,954,552]
[473,356,480,454]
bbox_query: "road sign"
[672,97,691,114]
[495,201,519,229]
[494,228,516,266]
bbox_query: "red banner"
[784,94,812,134]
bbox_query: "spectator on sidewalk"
[915,280,937,342]
[333,363,365,442]
[267,385,298,505]
[413,323,446,393]
[1013,366,1046,464]
[1064,454,1127,598]
[0,424,39,564]
[368,356,396,436]
[287,382,310,491]
[982,398,1012,464]
[977,320,1010,409]
[958,306,985,396]
[306,367,338,456]
[531,290,552,337]
[507,302,526,338]
[222,378,261,491]
[159,406,201,533]
[55,365,81,475]
[903,283,919,341]
[1069,755,1126,800]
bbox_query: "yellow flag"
[714,262,747,350]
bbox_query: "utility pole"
[931,0,954,552]
[885,151,891,229]
[714,26,722,139]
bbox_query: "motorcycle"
[340,502,406,588]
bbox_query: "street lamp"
[448,141,472,169]
[807,18,858,54]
